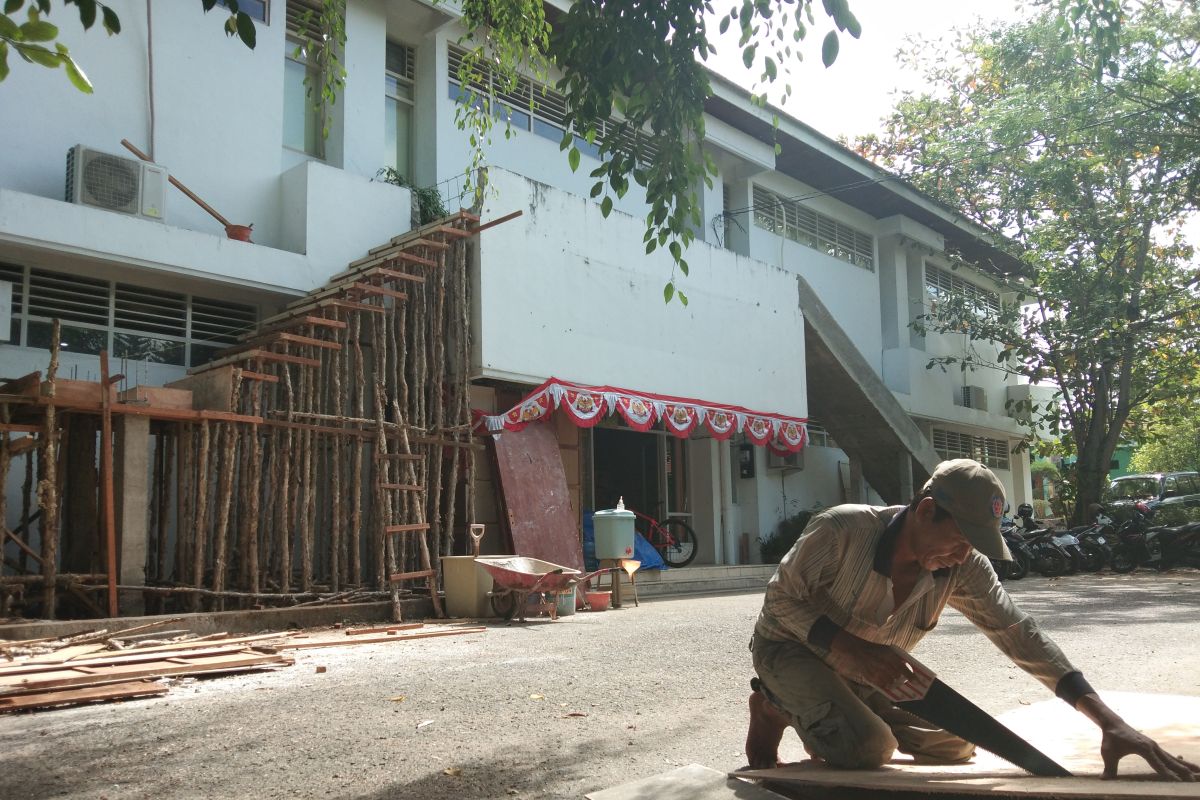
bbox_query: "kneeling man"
[747,459,1198,781]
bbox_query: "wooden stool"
[598,558,640,608]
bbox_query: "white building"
[0,0,1035,568]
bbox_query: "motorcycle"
[1109,501,1164,573]
[1013,504,1072,577]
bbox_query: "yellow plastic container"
[441,556,494,618]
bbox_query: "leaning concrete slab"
[734,692,1200,799]
[587,764,788,800]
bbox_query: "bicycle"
[627,507,699,568]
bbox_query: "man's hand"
[828,630,914,690]
[1076,693,1200,782]
[1100,720,1200,782]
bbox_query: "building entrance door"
[591,427,691,525]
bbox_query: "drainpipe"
[718,441,737,565]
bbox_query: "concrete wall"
[474,168,809,419]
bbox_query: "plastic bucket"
[555,588,577,617]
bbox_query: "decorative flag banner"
[474,377,808,453]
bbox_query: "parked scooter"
[1109,501,1164,573]
[1013,504,1072,577]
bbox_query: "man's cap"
[922,459,1012,561]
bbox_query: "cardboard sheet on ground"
[490,421,583,571]
[734,692,1200,798]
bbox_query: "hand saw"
[871,647,1072,778]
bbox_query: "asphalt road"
[2,570,1198,799]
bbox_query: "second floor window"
[384,42,416,179]
[751,184,875,271]
[284,0,325,158]
[925,264,1002,317]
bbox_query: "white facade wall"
[0,0,1037,559]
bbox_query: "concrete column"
[898,452,914,502]
[718,441,736,565]
[849,456,865,504]
[114,415,151,615]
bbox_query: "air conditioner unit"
[767,449,804,470]
[961,385,988,412]
[65,145,166,221]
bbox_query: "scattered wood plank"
[276,627,486,650]
[0,650,293,694]
[0,680,167,712]
[345,623,424,636]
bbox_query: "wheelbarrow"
[475,556,609,622]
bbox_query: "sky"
[707,0,1030,142]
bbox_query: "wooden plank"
[353,284,409,302]
[241,314,348,340]
[375,453,424,461]
[384,523,431,534]
[116,386,195,410]
[0,651,292,694]
[490,422,584,572]
[344,249,439,272]
[379,483,425,491]
[0,423,45,433]
[238,370,280,384]
[277,627,485,650]
[321,299,386,314]
[0,372,42,396]
[388,569,435,582]
[0,680,167,712]
[735,693,1200,797]
[7,436,37,456]
[469,209,524,235]
[345,623,424,636]
[100,352,118,618]
[369,268,426,284]
[0,645,275,676]
[225,333,342,356]
[189,349,321,374]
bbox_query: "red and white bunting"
[475,377,808,453]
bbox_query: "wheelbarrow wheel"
[490,589,518,620]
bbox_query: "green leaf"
[678,291,688,307]
[669,241,681,261]
[844,11,861,38]
[568,146,580,172]
[589,182,603,198]
[742,44,755,69]
[100,5,119,34]
[202,0,219,10]
[821,31,839,67]
[76,0,96,30]
[679,259,689,276]
[645,239,657,255]
[718,14,730,34]
[600,196,613,217]
[16,42,60,67]
[4,1,23,15]
[763,56,777,80]
[61,50,92,93]
[0,14,19,39]
[235,11,256,49]
[663,282,675,303]
[0,41,8,81]
[19,19,57,42]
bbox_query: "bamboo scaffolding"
[39,322,61,617]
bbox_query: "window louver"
[925,265,1002,316]
[115,283,186,337]
[0,262,24,309]
[191,295,257,345]
[751,185,875,270]
[27,267,109,326]
[286,0,324,41]
[932,428,1009,470]
[386,41,414,80]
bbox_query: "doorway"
[591,427,691,523]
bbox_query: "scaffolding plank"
[384,523,431,534]
[388,569,436,582]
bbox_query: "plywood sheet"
[588,764,788,800]
[734,692,1200,798]
[490,422,583,571]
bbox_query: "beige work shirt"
[754,504,1089,701]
